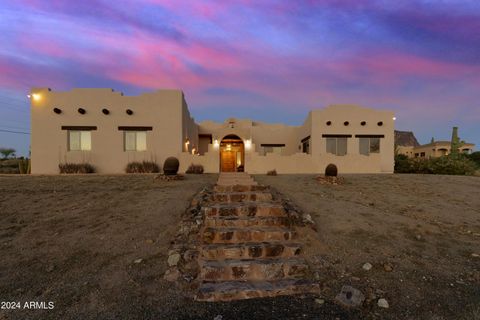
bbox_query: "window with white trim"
[124,131,147,151]
[68,131,91,151]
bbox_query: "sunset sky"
[1,0,479,156]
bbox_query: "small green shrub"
[394,154,476,175]
[126,161,160,173]
[185,163,204,174]
[467,151,480,168]
[59,163,95,174]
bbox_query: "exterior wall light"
[245,139,252,150]
[213,139,219,149]
[392,117,397,121]
[31,93,41,101]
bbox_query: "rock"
[168,253,181,266]
[46,265,55,272]
[383,263,393,272]
[164,268,180,282]
[351,276,361,281]
[471,253,480,258]
[362,263,373,271]
[214,315,223,320]
[377,298,389,308]
[315,298,325,305]
[134,258,143,264]
[145,239,154,244]
[415,235,422,241]
[335,285,365,307]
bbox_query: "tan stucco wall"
[31,88,394,174]
[31,88,184,174]
[187,105,394,174]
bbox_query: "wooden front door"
[221,150,236,172]
[220,135,244,172]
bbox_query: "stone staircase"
[195,172,318,301]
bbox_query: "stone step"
[202,227,297,244]
[201,242,302,260]
[195,279,320,302]
[216,181,258,187]
[204,216,290,228]
[211,192,273,203]
[203,202,286,218]
[200,257,309,281]
[213,185,268,193]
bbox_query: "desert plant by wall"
[267,169,277,176]
[59,163,95,174]
[0,159,20,174]
[185,164,204,174]
[163,157,179,175]
[18,159,31,174]
[125,161,160,173]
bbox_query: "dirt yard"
[0,173,479,319]
[255,174,480,319]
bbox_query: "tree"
[0,148,16,159]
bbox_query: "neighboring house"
[396,128,475,158]
[30,88,395,174]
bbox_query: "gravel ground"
[0,173,479,319]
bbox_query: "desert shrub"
[267,169,277,176]
[0,158,20,174]
[186,163,204,174]
[126,161,160,173]
[59,163,95,174]
[18,159,31,174]
[467,151,480,168]
[394,154,476,175]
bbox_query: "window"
[124,131,147,151]
[359,137,380,155]
[261,144,285,155]
[326,137,347,156]
[68,131,91,151]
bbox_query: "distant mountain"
[395,130,420,147]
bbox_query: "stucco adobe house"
[30,88,395,174]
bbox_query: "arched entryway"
[220,135,244,172]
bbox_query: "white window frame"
[124,131,147,151]
[68,130,91,151]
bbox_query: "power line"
[0,129,30,135]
